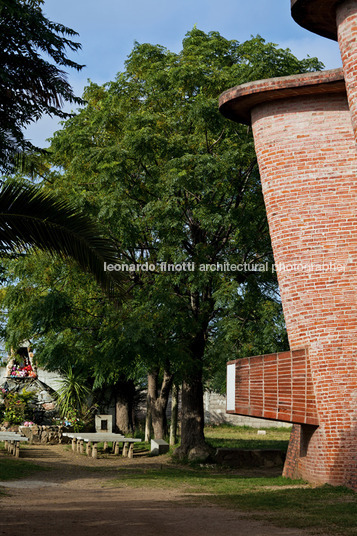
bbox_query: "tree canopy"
[1,28,323,456]
[0,0,83,171]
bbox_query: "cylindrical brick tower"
[219,69,357,488]
[292,0,357,142]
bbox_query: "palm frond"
[0,183,126,296]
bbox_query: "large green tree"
[2,29,322,458]
[0,0,83,171]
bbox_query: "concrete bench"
[62,432,124,455]
[0,433,29,457]
[81,436,142,459]
[62,432,142,459]
[116,438,142,459]
[63,432,143,458]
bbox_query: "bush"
[2,390,35,425]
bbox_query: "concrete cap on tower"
[291,0,340,41]
[219,68,345,125]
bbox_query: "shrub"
[2,390,35,425]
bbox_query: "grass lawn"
[106,425,356,536]
[0,425,355,535]
[0,453,44,482]
[205,423,291,451]
[108,464,356,536]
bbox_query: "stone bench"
[81,437,142,459]
[63,432,123,453]
[62,433,141,459]
[0,432,29,457]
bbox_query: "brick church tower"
[220,0,357,489]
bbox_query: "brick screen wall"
[220,74,357,489]
[227,349,318,425]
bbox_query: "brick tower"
[220,1,357,489]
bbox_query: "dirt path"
[0,445,314,536]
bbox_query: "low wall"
[204,391,291,428]
[215,448,286,468]
[0,424,70,444]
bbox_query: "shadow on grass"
[214,485,357,536]
[108,464,303,489]
[0,455,46,481]
[108,464,357,536]
[206,437,289,451]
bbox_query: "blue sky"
[25,0,342,147]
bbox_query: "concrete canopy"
[219,68,345,125]
[291,0,340,41]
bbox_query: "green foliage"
[46,28,318,368]
[0,0,84,171]
[55,367,91,418]
[1,29,323,441]
[2,389,35,424]
[0,182,126,294]
[53,407,86,432]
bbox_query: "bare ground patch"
[0,445,322,536]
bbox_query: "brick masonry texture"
[220,51,357,488]
[227,349,318,425]
[337,1,357,142]
[253,87,357,488]
[282,424,302,479]
[219,69,345,125]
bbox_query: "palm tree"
[55,367,92,419]
[0,182,125,295]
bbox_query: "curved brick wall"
[220,71,357,488]
[337,1,357,142]
[290,0,357,146]
[252,90,357,486]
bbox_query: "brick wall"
[220,72,357,488]
[337,1,357,142]
[251,87,357,488]
[219,1,357,490]
[282,424,301,479]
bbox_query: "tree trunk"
[144,391,152,442]
[175,375,209,458]
[115,378,135,435]
[174,327,214,461]
[169,384,179,446]
[147,367,173,440]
